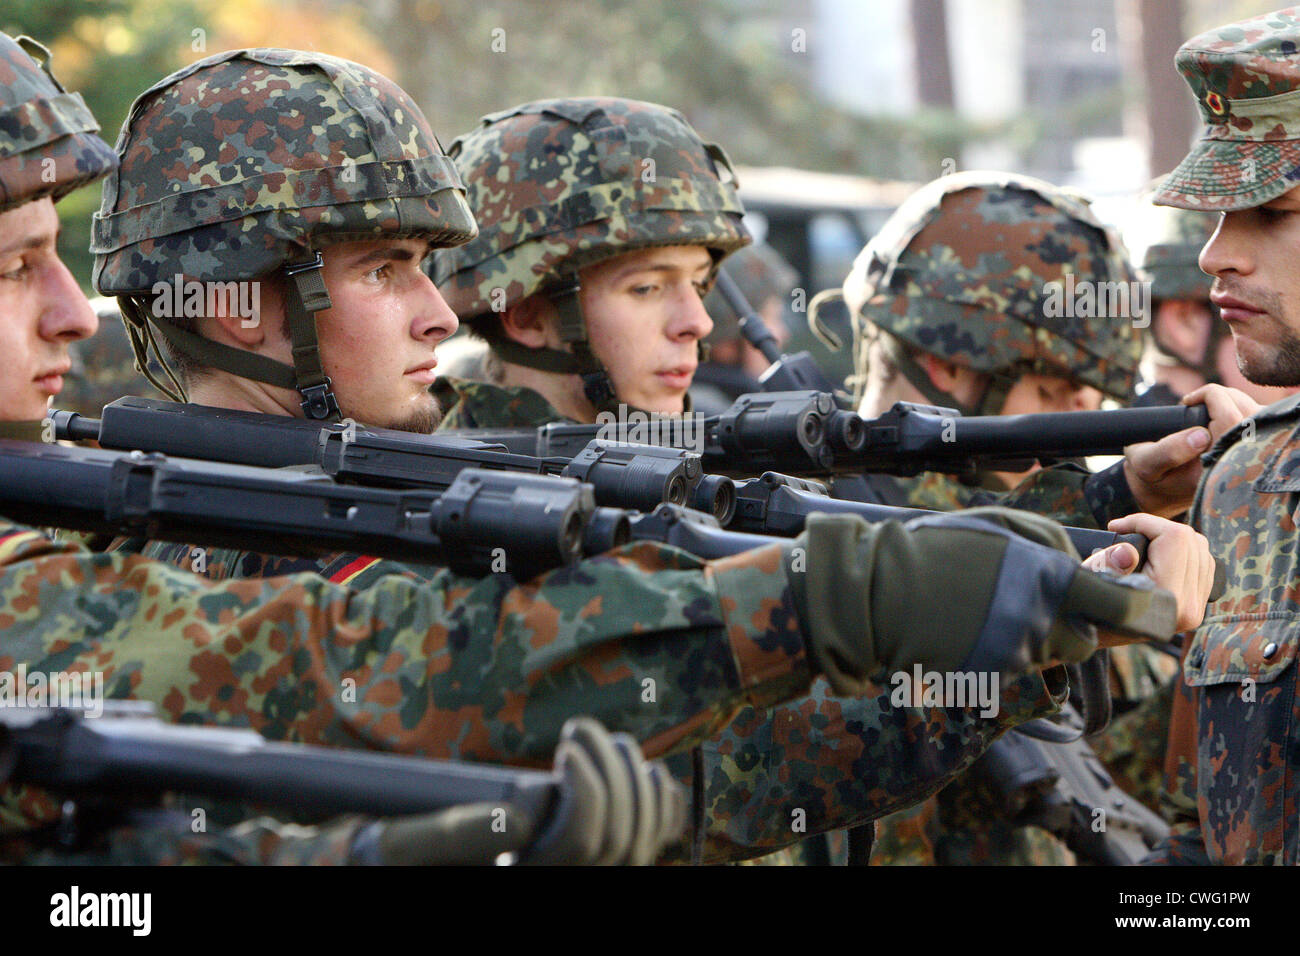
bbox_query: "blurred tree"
[2,0,393,290]
[374,0,972,178]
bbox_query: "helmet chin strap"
[121,252,342,422]
[881,332,1014,419]
[282,252,341,421]
[484,270,703,419]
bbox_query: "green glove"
[522,717,685,866]
[361,803,533,865]
[354,718,686,866]
[789,506,1176,696]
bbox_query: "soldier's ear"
[500,294,555,349]
[918,351,966,393]
[205,275,284,349]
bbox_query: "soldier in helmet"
[840,170,1252,525]
[837,171,1220,864]
[690,241,800,415]
[0,30,697,868]
[69,58,1189,865]
[428,102,1222,863]
[432,97,745,425]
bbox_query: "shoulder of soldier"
[435,376,570,429]
[1201,391,1300,470]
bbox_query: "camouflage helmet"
[841,170,1143,414]
[91,48,477,420]
[704,241,798,343]
[0,33,117,213]
[1128,178,1223,381]
[431,97,749,408]
[1133,202,1217,304]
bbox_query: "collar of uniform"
[1201,390,1300,470]
[434,375,574,429]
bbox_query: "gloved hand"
[521,717,685,866]
[788,506,1176,696]
[351,719,685,866]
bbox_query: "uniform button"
[1263,642,1279,660]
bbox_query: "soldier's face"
[262,237,459,431]
[579,245,714,414]
[0,198,98,421]
[1200,184,1300,387]
[992,372,1101,487]
[999,372,1102,417]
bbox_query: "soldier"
[690,241,800,415]
[78,63,1216,863]
[1143,5,1300,865]
[0,29,692,868]
[844,171,1196,863]
[429,100,1221,862]
[1128,187,1298,408]
[72,55,1192,864]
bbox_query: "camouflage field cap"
[704,241,798,343]
[843,171,1143,410]
[89,48,476,419]
[1154,7,1300,211]
[0,33,117,213]
[433,97,748,321]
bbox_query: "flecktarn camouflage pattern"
[91,47,475,292]
[432,97,749,323]
[1155,7,1300,211]
[842,170,1143,403]
[428,377,1066,865]
[0,33,116,213]
[1147,393,1300,864]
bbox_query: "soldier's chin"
[383,402,443,434]
[1236,340,1300,388]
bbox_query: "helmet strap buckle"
[300,378,341,420]
[581,369,617,407]
[283,251,341,422]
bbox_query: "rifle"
[0,440,1179,640]
[50,398,1151,565]
[0,438,597,580]
[713,267,843,395]
[1,702,589,863]
[452,391,1212,480]
[52,397,734,522]
[967,706,1170,865]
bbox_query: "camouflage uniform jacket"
[1146,394,1300,865]
[867,472,1176,864]
[433,375,560,431]
[432,377,1065,863]
[1,512,816,852]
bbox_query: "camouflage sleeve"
[669,669,1066,863]
[996,462,1139,529]
[0,521,811,766]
